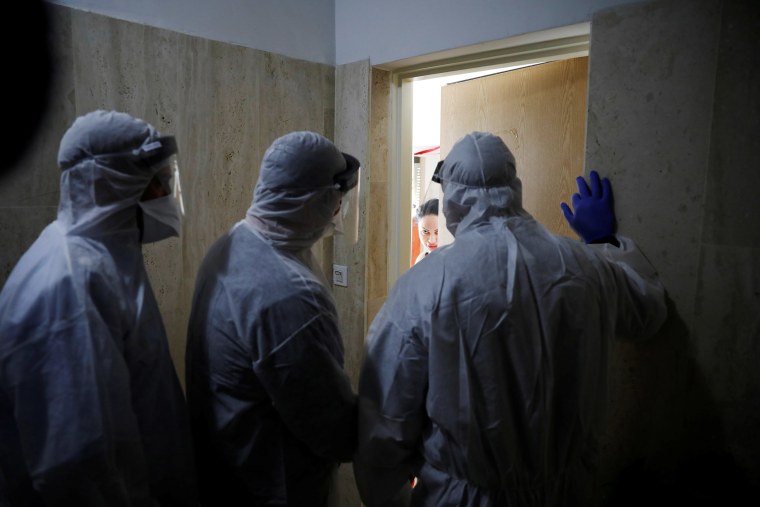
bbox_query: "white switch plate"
[332,264,348,287]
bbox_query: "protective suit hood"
[246,131,358,251]
[438,131,528,236]
[56,109,164,237]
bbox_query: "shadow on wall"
[599,296,755,506]
[605,450,751,507]
[2,0,53,181]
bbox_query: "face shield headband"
[333,153,360,192]
[138,135,177,167]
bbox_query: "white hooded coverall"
[185,131,359,507]
[0,110,196,506]
[354,132,667,507]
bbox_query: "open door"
[440,57,588,237]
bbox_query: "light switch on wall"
[332,264,348,287]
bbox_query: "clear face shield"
[135,136,185,243]
[331,153,361,245]
[141,136,185,216]
[419,160,454,251]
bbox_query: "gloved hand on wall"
[560,170,618,246]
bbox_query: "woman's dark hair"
[417,198,439,219]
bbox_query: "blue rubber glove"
[560,170,617,244]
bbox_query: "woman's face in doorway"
[418,214,439,253]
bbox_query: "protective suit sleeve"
[354,301,427,507]
[0,268,153,506]
[590,235,668,339]
[252,292,357,463]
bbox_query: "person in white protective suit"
[0,110,197,506]
[354,131,668,506]
[185,131,360,506]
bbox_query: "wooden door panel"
[440,57,588,238]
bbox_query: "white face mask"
[321,199,345,239]
[138,195,181,243]
[331,208,344,235]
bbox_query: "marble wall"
[367,68,392,327]
[330,59,371,507]
[586,0,759,501]
[0,6,75,291]
[0,4,345,382]
[0,5,371,504]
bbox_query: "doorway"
[385,24,591,286]
[410,67,524,266]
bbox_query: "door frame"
[381,23,591,290]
